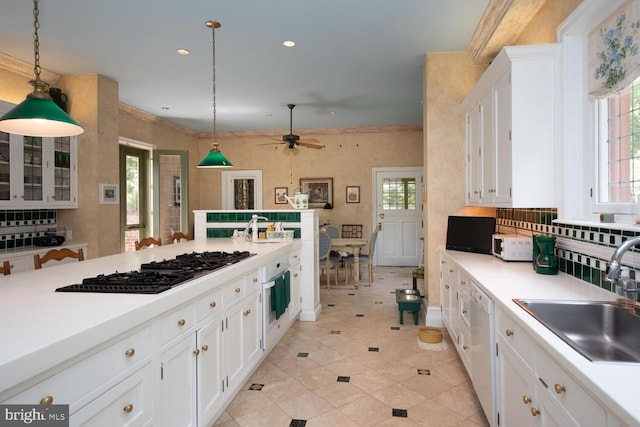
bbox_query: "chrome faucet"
[245,215,269,242]
[606,235,640,282]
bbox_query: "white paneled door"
[373,167,423,266]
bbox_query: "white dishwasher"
[470,281,496,427]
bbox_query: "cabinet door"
[243,291,263,369]
[479,88,495,204]
[197,316,223,427]
[467,110,481,205]
[494,70,513,206]
[289,262,301,321]
[439,257,452,331]
[48,136,77,208]
[0,132,11,203]
[496,338,536,427]
[161,335,196,427]
[223,305,244,390]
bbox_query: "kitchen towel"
[271,271,291,319]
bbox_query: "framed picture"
[300,178,333,208]
[173,176,181,206]
[275,187,288,204]
[99,183,119,204]
[346,186,360,203]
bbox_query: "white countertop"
[0,238,297,398]
[445,249,640,426]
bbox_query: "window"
[596,75,640,213]
[382,178,416,210]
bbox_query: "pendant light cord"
[210,21,218,142]
[32,0,41,82]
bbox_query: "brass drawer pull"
[243,309,251,316]
[40,396,54,405]
[506,329,513,337]
[201,345,209,352]
[522,395,531,404]
[125,348,135,358]
[210,301,217,308]
[177,319,186,327]
[235,287,241,294]
[554,384,566,394]
[193,349,200,356]
[530,407,540,417]
[123,404,133,414]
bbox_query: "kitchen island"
[0,238,301,426]
[441,248,639,427]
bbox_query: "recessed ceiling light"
[283,40,296,48]
[329,111,336,115]
[176,48,190,55]
[161,107,170,111]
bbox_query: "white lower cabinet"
[496,307,606,427]
[196,314,223,426]
[242,289,263,369]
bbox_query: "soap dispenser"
[616,268,637,311]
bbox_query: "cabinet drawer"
[496,309,535,369]
[4,327,150,412]
[71,364,152,427]
[160,303,195,345]
[195,288,222,324]
[244,269,260,294]
[459,290,471,328]
[536,349,606,427]
[223,278,245,307]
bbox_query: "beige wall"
[423,0,581,306]
[199,126,423,238]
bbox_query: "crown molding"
[0,51,61,84]
[119,103,197,136]
[198,124,423,140]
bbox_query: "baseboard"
[425,303,443,327]
[299,302,322,321]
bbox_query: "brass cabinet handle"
[193,349,200,356]
[125,348,135,358]
[235,287,241,294]
[294,273,299,278]
[40,396,54,405]
[123,404,133,414]
[554,384,566,394]
[441,260,445,264]
[462,309,468,314]
[210,301,217,308]
[201,345,209,352]
[445,284,450,289]
[253,277,258,283]
[522,395,531,404]
[449,269,454,273]
[460,280,466,285]
[530,407,540,417]
[177,319,186,327]
[463,345,469,350]
[506,329,513,337]
[243,309,251,316]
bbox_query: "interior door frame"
[153,150,190,238]
[372,166,424,266]
[221,170,263,210]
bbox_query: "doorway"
[154,151,189,242]
[120,145,150,252]
[221,170,263,209]
[373,167,423,266]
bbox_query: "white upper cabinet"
[0,133,77,209]
[463,44,561,208]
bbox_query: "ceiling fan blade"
[298,140,323,149]
[257,142,284,146]
[298,138,319,144]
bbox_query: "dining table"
[331,237,368,288]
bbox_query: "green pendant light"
[0,0,83,137]
[198,21,232,168]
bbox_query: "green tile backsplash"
[0,209,57,251]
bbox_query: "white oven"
[261,255,290,351]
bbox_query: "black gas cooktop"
[55,251,254,294]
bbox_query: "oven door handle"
[263,269,290,286]
[263,280,276,289]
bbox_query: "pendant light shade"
[197,20,232,168]
[0,0,83,137]
[198,143,233,167]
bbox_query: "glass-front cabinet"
[0,132,77,208]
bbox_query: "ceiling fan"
[263,104,323,151]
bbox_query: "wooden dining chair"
[344,225,380,286]
[168,232,189,244]
[34,248,84,270]
[134,237,162,250]
[0,260,11,275]
[318,230,340,289]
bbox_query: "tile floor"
[214,267,489,427]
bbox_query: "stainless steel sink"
[513,299,640,363]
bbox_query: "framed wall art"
[99,183,119,204]
[275,187,288,204]
[300,178,333,208]
[346,186,360,203]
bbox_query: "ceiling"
[0,0,490,133]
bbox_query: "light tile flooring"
[214,267,490,427]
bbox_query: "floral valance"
[588,0,640,99]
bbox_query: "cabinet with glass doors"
[0,132,77,208]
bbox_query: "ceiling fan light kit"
[197,20,232,168]
[0,0,84,137]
